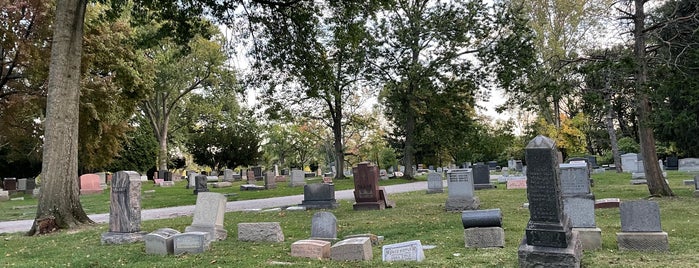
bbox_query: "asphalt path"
[0,180,437,234]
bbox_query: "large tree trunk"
[403,109,416,179]
[333,107,345,180]
[605,101,622,173]
[604,81,622,173]
[157,126,168,171]
[29,0,92,235]
[633,0,673,196]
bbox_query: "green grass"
[0,176,425,221]
[2,171,699,267]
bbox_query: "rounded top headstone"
[526,135,555,149]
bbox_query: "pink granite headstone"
[80,174,103,195]
[506,179,527,189]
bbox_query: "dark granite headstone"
[101,171,145,244]
[666,156,678,170]
[518,136,581,267]
[352,162,384,210]
[487,161,498,170]
[4,178,18,193]
[252,166,263,181]
[472,164,494,189]
[301,183,339,209]
[24,178,36,195]
[194,175,209,194]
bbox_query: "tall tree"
[372,0,533,178]
[619,0,674,196]
[139,33,234,171]
[505,0,613,127]
[243,1,376,179]
[29,0,90,235]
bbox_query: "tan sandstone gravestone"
[291,239,331,259]
[330,237,373,261]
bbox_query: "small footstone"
[574,227,602,251]
[173,232,210,254]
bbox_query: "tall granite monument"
[518,136,582,267]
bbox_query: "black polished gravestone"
[518,136,582,268]
[301,183,339,209]
[194,175,209,195]
[473,164,495,190]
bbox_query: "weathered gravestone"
[331,237,373,261]
[518,136,582,268]
[223,169,234,182]
[185,192,228,241]
[291,239,331,259]
[172,232,210,254]
[144,228,181,255]
[473,164,494,190]
[462,209,504,248]
[79,174,103,195]
[187,172,197,189]
[212,181,232,188]
[17,178,26,192]
[101,171,146,244]
[193,175,209,195]
[679,158,699,172]
[694,175,699,197]
[264,171,277,189]
[310,211,337,241]
[445,168,480,211]
[560,162,600,250]
[426,173,444,194]
[352,162,389,210]
[0,190,9,201]
[301,183,339,209]
[616,200,669,251]
[382,240,426,262]
[289,169,306,187]
[621,153,639,173]
[238,222,285,242]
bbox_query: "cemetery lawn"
[0,176,423,221]
[2,171,699,267]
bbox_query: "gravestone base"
[353,201,385,211]
[517,231,582,268]
[445,196,480,212]
[184,225,228,241]
[573,227,601,250]
[300,200,339,209]
[694,190,699,197]
[474,184,496,190]
[616,232,669,251]
[100,231,147,245]
[426,188,443,194]
[464,227,505,248]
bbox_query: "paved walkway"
[0,180,432,234]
